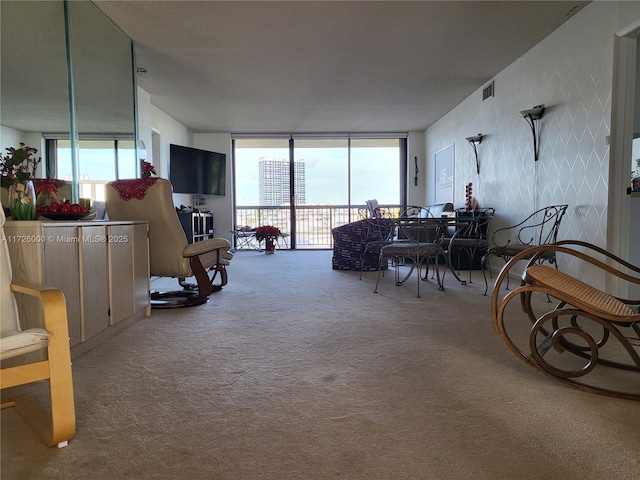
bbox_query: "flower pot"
[8,180,36,220]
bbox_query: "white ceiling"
[94,1,588,134]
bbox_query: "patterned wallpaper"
[425,1,640,282]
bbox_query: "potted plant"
[1,143,41,220]
[254,225,281,254]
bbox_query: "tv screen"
[169,144,226,196]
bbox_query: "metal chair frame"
[358,217,395,280]
[441,207,495,286]
[482,204,568,295]
[374,207,445,298]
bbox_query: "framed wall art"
[434,144,454,203]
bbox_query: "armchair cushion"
[1,328,50,360]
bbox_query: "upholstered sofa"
[331,218,394,271]
[331,203,454,271]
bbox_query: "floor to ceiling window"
[234,135,405,249]
[52,138,136,201]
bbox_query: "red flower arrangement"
[254,225,281,242]
[140,159,156,178]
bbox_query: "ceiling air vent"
[482,81,494,101]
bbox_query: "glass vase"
[8,180,36,220]
[265,239,276,254]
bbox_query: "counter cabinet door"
[43,226,83,346]
[78,225,110,341]
[107,223,150,325]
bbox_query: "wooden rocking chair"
[491,240,640,401]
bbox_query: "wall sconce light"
[465,134,483,174]
[519,105,545,161]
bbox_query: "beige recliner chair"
[105,178,233,308]
[1,207,76,447]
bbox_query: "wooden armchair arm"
[547,240,640,275]
[5,282,75,447]
[10,282,70,336]
[526,241,640,288]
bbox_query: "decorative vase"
[265,239,276,254]
[8,180,36,220]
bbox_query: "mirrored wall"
[1,0,136,202]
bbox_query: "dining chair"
[358,217,395,280]
[374,207,445,298]
[482,204,568,295]
[441,207,495,285]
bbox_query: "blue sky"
[235,146,400,206]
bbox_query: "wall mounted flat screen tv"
[169,144,226,196]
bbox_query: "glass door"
[292,138,348,248]
[233,136,404,249]
[234,138,291,248]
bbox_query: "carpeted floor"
[2,250,639,479]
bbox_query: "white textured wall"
[425,1,640,282]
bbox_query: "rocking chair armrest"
[525,243,640,286]
[550,240,640,276]
[183,238,232,259]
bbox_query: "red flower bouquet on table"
[254,225,281,254]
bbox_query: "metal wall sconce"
[465,134,483,174]
[519,105,545,161]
